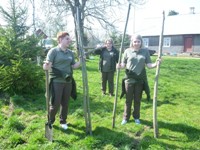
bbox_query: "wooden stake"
[112,2,131,128]
[153,11,165,138]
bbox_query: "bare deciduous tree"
[39,0,146,48]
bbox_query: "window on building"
[143,38,149,47]
[163,37,171,47]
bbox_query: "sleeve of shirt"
[145,49,152,64]
[46,48,56,63]
[94,47,103,55]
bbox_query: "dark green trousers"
[49,82,72,124]
[123,82,143,121]
[101,71,114,95]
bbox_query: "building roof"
[135,13,200,36]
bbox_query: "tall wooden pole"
[112,2,131,128]
[153,11,165,138]
[76,6,92,135]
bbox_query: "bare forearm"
[147,58,162,69]
[72,61,81,69]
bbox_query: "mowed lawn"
[0,56,200,150]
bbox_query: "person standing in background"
[94,39,119,97]
[43,31,81,130]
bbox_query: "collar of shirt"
[131,48,140,53]
[132,50,139,53]
[58,47,68,53]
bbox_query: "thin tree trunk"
[75,6,92,135]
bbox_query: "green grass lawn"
[0,56,200,150]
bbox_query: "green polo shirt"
[46,47,75,83]
[122,48,151,83]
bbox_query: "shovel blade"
[45,123,53,142]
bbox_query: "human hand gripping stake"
[156,58,162,66]
[155,57,162,68]
[72,55,86,69]
[43,61,52,70]
[116,63,126,69]
[147,58,162,69]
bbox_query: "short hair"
[105,38,113,44]
[130,34,143,48]
[57,32,69,43]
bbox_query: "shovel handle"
[45,70,50,122]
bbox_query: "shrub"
[0,59,44,96]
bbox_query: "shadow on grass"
[92,126,139,149]
[140,135,183,149]
[51,123,140,149]
[53,123,86,136]
[142,98,177,110]
[130,119,200,149]
[51,139,70,147]
[159,121,200,141]
[142,119,200,143]
[48,123,86,147]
